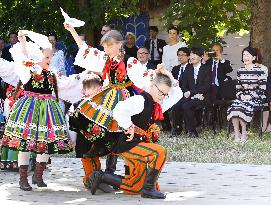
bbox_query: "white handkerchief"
[60,7,85,27]
[20,30,52,49]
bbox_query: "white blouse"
[162,41,187,72]
[0,58,88,103]
[74,42,107,73]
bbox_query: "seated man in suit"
[206,42,233,102]
[137,47,156,70]
[171,47,190,135]
[181,48,212,138]
[144,26,167,66]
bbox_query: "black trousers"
[172,98,188,131]
[161,110,172,131]
[182,98,204,132]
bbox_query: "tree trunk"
[77,0,94,44]
[250,0,271,68]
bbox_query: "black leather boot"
[141,168,166,199]
[88,170,122,195]
[104,154,119,190]
[32,162,47,187]
[19,165,32,191]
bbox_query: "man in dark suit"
[144,26,167,67]
[137,47,156,70]
[2,32,18,62]
[171,47,190,135]
[181,48,212,138]
[206,43,233,102]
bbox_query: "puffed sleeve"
[113,95,145,129]
[126,57,156,90]
[160,85,183,112]
[0,58,20,86]
[56,70,90,103]
[74,42,107,72]
[9,41,45,84]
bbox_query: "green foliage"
[161,0,250,49]
[0,0,139,43]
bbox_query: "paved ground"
[1,157,271,205]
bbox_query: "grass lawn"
[56,125,271,165]
[159,129,271,164]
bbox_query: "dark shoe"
[98,183,114,193]
[88,170,122,195]
[171,128,182,137]
[188,130,199,138]
[32,162,47,187]
[141,168,165,199]
[19,165,32,191]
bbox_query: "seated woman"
[227,46,267,142]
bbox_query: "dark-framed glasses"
[154,84,169,98]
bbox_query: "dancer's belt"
[134,123,160,143]
[108,81,132,89]
[24,91,54,99]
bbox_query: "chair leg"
[260,109,263,139]
[218,107,223,130]
[212,106,216,135]
[227,118,231,138]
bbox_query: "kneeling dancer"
[88,65,182,199]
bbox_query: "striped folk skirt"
[78,83,140,142]
[1,91,73,154]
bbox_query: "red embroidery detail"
[33,74,44,82]
[58,140,65,150]
[133,59,137,64]
[37,141,47,152]
[9,138,21,148]
[1,136,9,146]
[94,50,99,56]
[128,64,132,68]
[116,62,127,76]
[116,73,124,82]
[23,61,34,67]
[143,70,148,77]
[91,124,101,135]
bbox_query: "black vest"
[110,91,155,154]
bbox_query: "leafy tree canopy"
[161,0,251,49]
[0,0,140,41]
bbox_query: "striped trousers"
[120,142,168,194]
[81,157,101,185]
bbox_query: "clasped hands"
[184,91,204,100]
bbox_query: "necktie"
[212,61,217,84]
[151,40,155,62]
[178,65,184,81]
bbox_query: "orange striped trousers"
[81,157,101,185]
[120,142,168,194]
